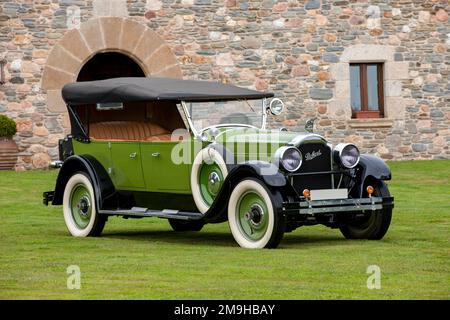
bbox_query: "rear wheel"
[63,172,106,237]
[339,181,392,240]
[228,178,285,249]
[168,219,204,232]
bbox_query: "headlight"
[334,143,360,168]
[275,146,302,172]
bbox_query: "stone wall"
[0,0,449,170]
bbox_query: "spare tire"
[190,147,228,214]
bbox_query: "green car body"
[44,77,394,248]
[72,128,295,193]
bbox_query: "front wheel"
[228,178,285,249]
[63,172,106,237]
[339,181,392,240]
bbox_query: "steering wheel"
[198,123,259,136]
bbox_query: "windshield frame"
[180,99,268,139]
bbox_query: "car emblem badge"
[305,150,322,161]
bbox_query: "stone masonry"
[0,0,449,170]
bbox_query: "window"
[350,63,384,118]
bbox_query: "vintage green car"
[43,77,394,249]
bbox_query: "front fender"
[51,155,116,210]
[203,160,288,223]
[234,161,288,187]
[356,154,392,197]
[358,154,392,181]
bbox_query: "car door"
[110,142,145,190]
[141,140,191,193]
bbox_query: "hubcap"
[244,204,264,227]
[199,163,223,206]
[237,191,269,241]
[70,184,92,229]
[77,196,91,217]
[207,171,221,195]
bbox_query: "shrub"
[0,114,17,138]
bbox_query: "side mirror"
[268,98,284,116]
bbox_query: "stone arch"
[42,17,182,113]
[329,44,409,120]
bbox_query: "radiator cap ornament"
[305,117,316,133]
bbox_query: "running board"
[99,207,204,221]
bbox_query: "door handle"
[129,152,137,159]
[152,152,160,157]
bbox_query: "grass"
[0,160,449,299]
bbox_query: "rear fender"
[51,155,116,210]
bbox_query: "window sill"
[348,118,394,128]
[352,111,382,119]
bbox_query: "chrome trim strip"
[299,197,382,207]
[282,197,386,215]
[299,204,383,215]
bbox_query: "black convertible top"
[62,77,273,105]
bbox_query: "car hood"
[214,127,326,146]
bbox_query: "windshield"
[186,99,264,133]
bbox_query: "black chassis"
[44,138,394,230]
[201,156,394,227]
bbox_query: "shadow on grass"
[99,229,353,249]
[102,230,235,247]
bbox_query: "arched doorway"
[77,52,145,82]
[42,17,183,113]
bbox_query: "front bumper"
[282,196,394,215]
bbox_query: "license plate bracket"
[310,189,348,201]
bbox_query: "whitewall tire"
[191,147,228,214]
[63,172,106,237]
[227,179,285,249]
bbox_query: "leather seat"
[90,121,172,142]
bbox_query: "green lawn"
[0,160,449,299]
